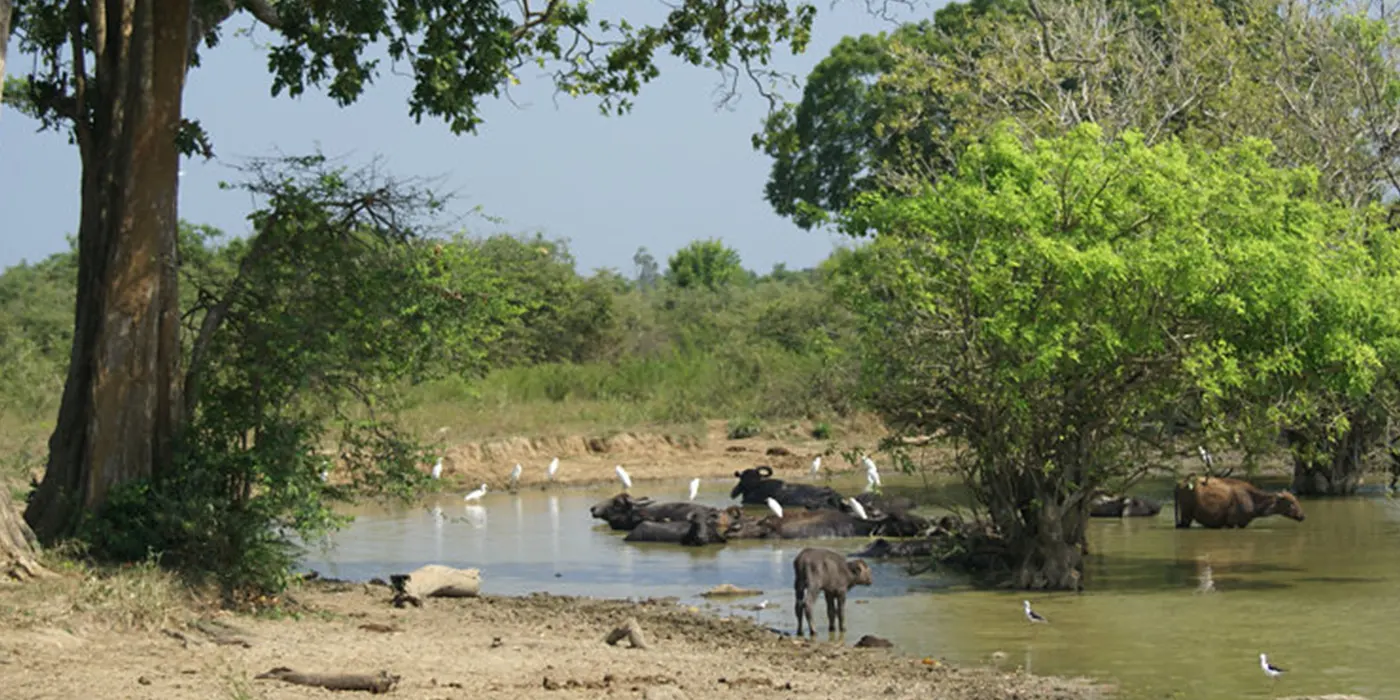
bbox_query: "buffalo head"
[846,559,874,587]
[1272,491,1306,521]
[589,492,655,529]
[730,465,775,499]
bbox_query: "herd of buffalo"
[587,465,1310,634]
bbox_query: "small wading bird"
[464,483,488,502]
[846,497,868,520]
[1023,600,1048,624]
[615,465,633,490]
[810,456,822,476]
[509,463,523,489]
[766,497,784,519]
[547,457,560,481]
[1260,653,1285,681]
[863,456,881,490]
[688,478,700,502]
[431,458,443,480]
[1198,445,1215,471]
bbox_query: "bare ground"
[0,576,1110,700]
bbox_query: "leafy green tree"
[7,0,825,543]
[835,122,1390,589]
[633,247,661,291]
[473,234,617,367]
[665,239,746,291]
[82,154,523,593]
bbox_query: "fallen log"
[389,564,480,607]
[255,667,399,694]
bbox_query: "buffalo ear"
[734,471,743,478]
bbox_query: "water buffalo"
[590,493,737,532]
[726,508,930,540]
[793,547,873,636]
[1089,494,1162,518]
[730,466,846,509]
[850,537,935,559]
[729,466,920,515]
[623,510,728,546]
[1173,474,1306,529]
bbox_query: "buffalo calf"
[793,547,873,636]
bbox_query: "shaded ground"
[0,576,1108,699]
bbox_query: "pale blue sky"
[0,3,932,276]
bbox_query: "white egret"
[464,483,488,502]
[509,463,523,488]
[615,465,633,490]
[847,497,869,520]
[810,456,822,476]
[547,457,560,481]
[765,497,784,519]
[431,458,443,480]
[688,478,700,501]
[863,456,882,487]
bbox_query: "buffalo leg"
[825,591,839,632]
[834,591,848,632]
[805,589,820,636]
[1174,496,1192,529]
[794,585,806,636]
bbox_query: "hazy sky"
[0,3,934,276]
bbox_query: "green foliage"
[12,0,820,147]
[72,154,525,594]
[665,239,747,291]
[811,422,832,439]
[835,122,1390,588]
[727,417,763,440]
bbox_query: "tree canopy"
[834,121,1397,588]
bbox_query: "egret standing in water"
[464,483,488,502]
[1259,653,1285,680]
[765,497,784,519]
[863,456,881,490]
[431,458,443,480]
[509,463,523,490]
[615,465,633,490]
[688,478,700,501]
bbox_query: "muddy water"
[302,474,1400,699]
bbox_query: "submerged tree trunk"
[25,0,191,542]
[1286,425,1366,497]
[1007,497,1087,590]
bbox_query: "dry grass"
[0,556,198,633]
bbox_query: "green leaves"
[834,122,1398,577]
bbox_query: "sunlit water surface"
[301,473,1400,700]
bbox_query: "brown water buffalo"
[623,510,728,546]
[590,493,738,532]
[726,508,929,540]
[793,547,873,636]
[1173,474,1306,529]
[1089,494,1162,518]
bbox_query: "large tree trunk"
[0,0,11,108]
[1008,498,1086,591]
[24,0,191,542]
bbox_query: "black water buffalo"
[730,466,846,509]
[590,493,737,532]
[729,466,920,515]
[793,547,873,636]
[726,508,929,540]
[1089,494,1163,518]
[623,510,729,546]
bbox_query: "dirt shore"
[0,576,1107,700]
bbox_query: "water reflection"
[303,475,1395,700]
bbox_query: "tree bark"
[2,501,51,581]
[0,0,11,111]
[25,0,191,542]
[1008,498,1086,591]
